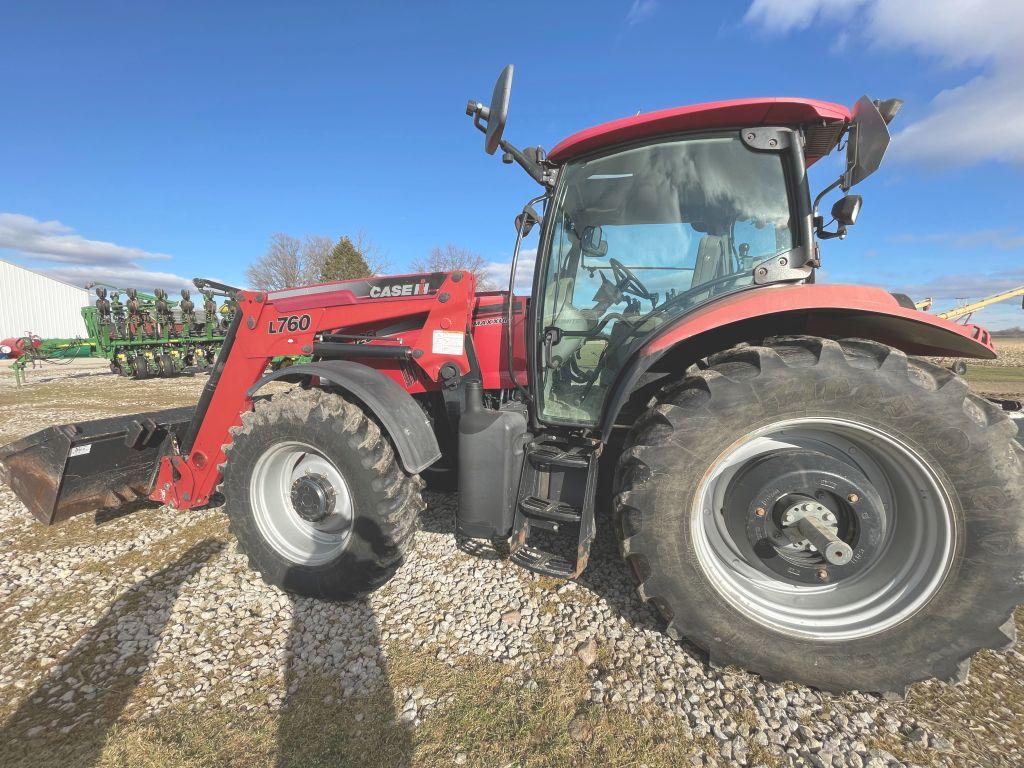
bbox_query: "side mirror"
[581,225,608,257]
[466,65,514,155]
[844,95,902,190]
[485,65,513,155]
[515,204,541,237]
[817,195,863,240]
[832,194,862,226]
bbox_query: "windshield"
[537,132,794,425]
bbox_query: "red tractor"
[0,334,42,360]
[2,67,1022,694]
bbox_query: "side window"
[732,219,793,270]
[536,133,795,426]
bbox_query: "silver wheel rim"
[692,417,956,641]
[250,441,353,565]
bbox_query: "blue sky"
[2,0,1022,328]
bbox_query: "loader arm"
[150,271,477,511]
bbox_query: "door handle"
[542,326,563,369]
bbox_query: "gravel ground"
[1,360,1022,767]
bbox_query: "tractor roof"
[548,97,851,165]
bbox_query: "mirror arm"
[812,176,843,220]
[812,176,847,240]
[466,100,491,135]
[816,221,847,241]
[499,139,555,188]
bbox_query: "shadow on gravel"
[0,538,224,768]
[425,452,708,665]
[275,519,411,768]
[93,500,163,525]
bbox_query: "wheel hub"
[290,474,336,523]
[780,499,854,567]
[724,448,886,585]
[694,418,957,641]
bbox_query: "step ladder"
[510,435,600,578]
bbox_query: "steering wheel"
[608,258,654,305]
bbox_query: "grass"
[965,364,1024,383]
[2,337,1023,767]
[3,648,719,768]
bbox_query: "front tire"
[616,336,1024,693]
[221,388,424,600]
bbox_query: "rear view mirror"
[844,95,902,189]
[466,65,514,155]
[817,194,863,240]
[485,65,513,155]
[581,225,608,257]
[465,65,553,187]
[832,195,862,226]
[515,203,541,237]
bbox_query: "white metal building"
[0,258,90,339]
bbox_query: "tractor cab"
[535,130,799,424]
[467,66,900,429]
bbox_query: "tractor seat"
[692,235,731,288]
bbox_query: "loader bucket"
[0,406,194,525]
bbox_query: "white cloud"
[0,212,192,291]
[0,213,171,265]
[894,267,1024,302]
[42,265,193,292]
[744,0,862,34]
[483,248,536,294]
[744,0,1024,166]
[626,0,658,27]
[896,73,1024,165]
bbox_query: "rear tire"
[221,388,424,600]
[615,336,1024,693]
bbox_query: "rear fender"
[600,283,996,441]
[248,361,441,474]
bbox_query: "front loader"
[3,67,1022,695]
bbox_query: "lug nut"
[817,568,829,581]
[755,507,766,517]
[847,493,859,503]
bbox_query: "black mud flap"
[0,407,194,525]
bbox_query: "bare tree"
[300,235,335,283]
[411,244,496,289]
[351,230,390,276]
[246,233,303,291]
[246,233,337,290]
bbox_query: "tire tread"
[616,335,1024,693]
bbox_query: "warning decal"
[431,330,465,356]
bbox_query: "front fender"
[248,361,441,474]
[600,283,996,441]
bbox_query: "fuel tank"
[456,382,528,539]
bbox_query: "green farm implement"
[10,279,304,384]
